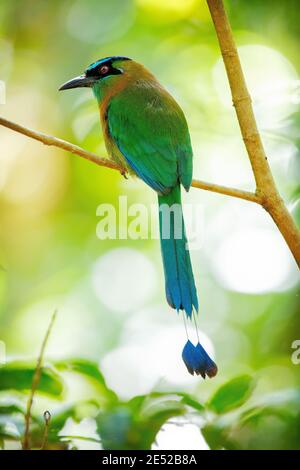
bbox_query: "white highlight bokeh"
[152,420,209,450]
[59,418,102,450]
[213,45,299,129]
[92,248,157,313]
[101,321,215,399]
[212,227,299,293]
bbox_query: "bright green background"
[0,0,299,450]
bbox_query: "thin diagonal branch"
[22,311,57,450]
[207,0,300,268]
[0,116,260,203]
[40,411,51,450]
[0,117,120,171]
[191,178,260,203]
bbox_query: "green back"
[107,81,193,193]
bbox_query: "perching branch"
[0,117,120,172]
[22,311,57,450]
[191,178,260,203]
[207,0,300,267]
[0,116,260,203]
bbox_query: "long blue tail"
[158,185,198,317]
[158,185,217,378]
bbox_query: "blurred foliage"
[0,358,299,449]
[0,0,300,451]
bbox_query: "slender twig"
[0,116,259,204]
[40,411,51,450]
[191,178,260,203]
[22,311,57,450]
[0,117,120,171]
[206,0,300,267]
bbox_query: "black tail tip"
[182,340,218,379]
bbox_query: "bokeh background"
[0,0,299,450]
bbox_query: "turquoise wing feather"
[107,82,193,192]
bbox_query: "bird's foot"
[120,168,128,179]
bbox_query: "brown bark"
[207,0,300,267]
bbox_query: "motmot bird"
[60,56,217,378]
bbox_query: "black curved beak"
[59,74,95,91]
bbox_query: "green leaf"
[96,407,132,450]
[203,389,300,450]
[29,400,100,449]
[208,375,255,414]
[50,401,99,434]
[96,397,185,450]
[0,420,21,441]
[55,358,117,401]
[128,391,204,415]
[236,407,300,450]
[0,361,64,397]
[55,358,105,384]
[201,423,226,450]
[141,403,184,448]
[127,395,148,415]
[127,392,180,416]
[0,399,26,416]
[178,393,205,412]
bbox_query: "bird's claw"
[120,169,128,179]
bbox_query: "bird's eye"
[100,65,109,74]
